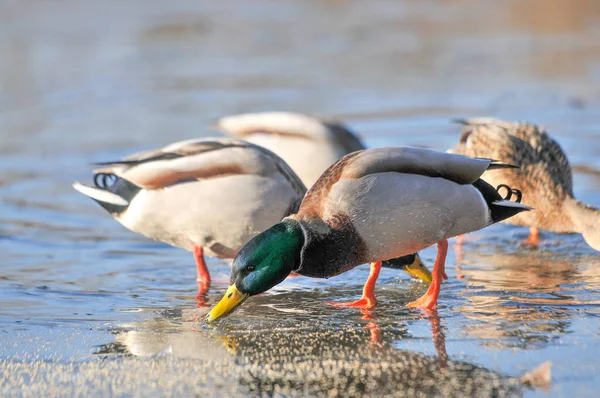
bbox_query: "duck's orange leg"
[327,261,382,309]
[193,246,211,299]
[407,239,448,309]
[524,227,540,247]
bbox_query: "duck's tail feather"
[472,179,533,223]
[73,182,128,206]
[469,158,519,170]
[451,117,469,126]
[73,175,141,215]
[489,199,532,223]
[492,200,532,210]
[452,117,509,128]
[521,361,551,390]
[487,162,519,170]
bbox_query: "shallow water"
[1,0,600,396]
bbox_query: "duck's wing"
[322,121,365,152]
[75,139,306,216]
[341,146,508,183]
[217,112,331,140]
[90,139,304,193]
[93,139,243,175]
[297,146,516,220]
[216,112,363,146]
[91,139,256,189]
[450,118,573,196]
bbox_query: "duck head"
[205,219,304,322]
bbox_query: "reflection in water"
[95,308,547,397]
[456,247,600,348]
[95,311,235,361]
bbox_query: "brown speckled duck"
[449,118,600,250]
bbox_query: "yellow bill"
[404,254,432,283]
[205,284,249,323]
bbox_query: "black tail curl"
[87,173,141,215]
[472,179,530,223]
[94,173,118,189]
[496,184,523,203]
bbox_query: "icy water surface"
[1,0,600,396]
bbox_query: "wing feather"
[297,146,499,220]
[341,147,493,184]
[91,139,305,192]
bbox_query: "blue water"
[1,0,600,396]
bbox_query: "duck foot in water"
[327,261,382,309]
[407,240,448,309]
[522,227,540,247]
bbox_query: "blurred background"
[2,0,600,152]
[1,1,600,396]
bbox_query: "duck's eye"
[246,264,256,272]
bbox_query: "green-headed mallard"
[217,111,432,282]
[206,146,531,322]
[449,118,600,250]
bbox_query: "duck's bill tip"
[405,255,433,283]
[205,285,249,323]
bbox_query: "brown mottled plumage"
[449,118,600,250]
[297,151,361,221]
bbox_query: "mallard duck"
[73,139,306,295]
[218,111,432,282]
[206,146,531,321]
[449,118,600,249]
[215,111,364,187]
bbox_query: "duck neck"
[564,197,600,251]
[290,215,368,278]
